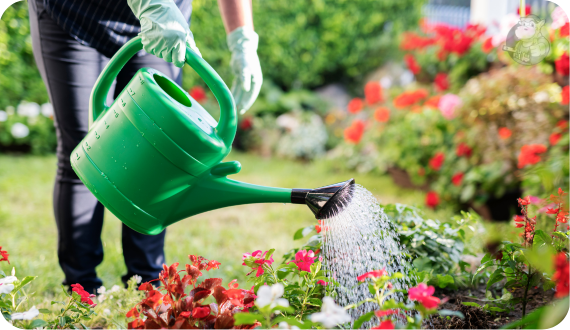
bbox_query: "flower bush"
[0,102,56,154]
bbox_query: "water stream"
[321,184,413,328]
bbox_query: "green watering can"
[71,36,354,235]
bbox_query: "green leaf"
[533,230,552,246]
[434,274,455,289]
[235,313,261,325]
[462,302,482,308]
[487,270,505,290]
[12,276,37,293]
[38,308,51,314]
[353,311,376,329]
[29,319,48,329]
[0,270,5,277]
[543,280,556,291]
[488,307,507,312]
[368,284,376,295]
[293,226,315,240]
[265,249,275,260]
[59,316,67,327]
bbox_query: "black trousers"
[29,0,181,294]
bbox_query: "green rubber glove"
[227,27,262,114]
[127,0,201,67]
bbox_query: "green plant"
[43,285,98,329]
[0,267,45,329]
[0,107,56,154]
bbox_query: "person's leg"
[115,55,182,285]
[29,0,108,294]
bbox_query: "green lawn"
[0,152,449,296]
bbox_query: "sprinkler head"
[291,179,355,219]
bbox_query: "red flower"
[400,32,435,50]
[434,73,449,92]
[357,269,388,282]
[126,306,140,318]
[514,215,525,222]
[393,89,428,109]
[515,223,524,228]
[482,37,494,53]
[128,319,145,329]
[365,81,383,105]
[317,280,328,286]
[517,144,547,168]
[348,98,364,114]
[192,306,211,319]
[557,120,569,130]
[374,107,390,123]
[240,117,253,130]
[498,127,512,139]
[456,142,472,158]
[0,246,9,264]
[429,152,445,171]
[546,208,560,214]
[519,196,532,206]
[189,86,207,102]
[555,52,569,76]
[207,260,221,271]
[552,252,569,298]
[550,133,562,146]
[561,23,570,37]
[408,283,441,309]
[371,320,395,329]
[562,86,569,105]
[289,250,316,272]
[425,95,441,109]
[375,310,399,318]
[426,191,440,208]
[451,172,464,186]
[71,283,96,307]
[404,54,421,75]
[344,120,365,144]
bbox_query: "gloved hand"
[227,27,262,114]
[127,0,201,68]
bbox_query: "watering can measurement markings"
[71,36,354,235]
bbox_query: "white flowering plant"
[0,101,56,154]
[0,267,45,329]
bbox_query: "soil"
[426,284,555,329]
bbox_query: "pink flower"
[242,250,274,277]
[357,269,388,282]
[437,94,462,120]
[408,283,441,310]
[371,320,395,329]
[289,250,316,272]
[317,280,328,286]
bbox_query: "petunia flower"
[310,297,352,328]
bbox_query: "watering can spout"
[291,178,356,219]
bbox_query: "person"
[28,0,262,294]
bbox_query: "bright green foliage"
[0,112,56,154]
[186,0,424,91]
[0,2,49,109]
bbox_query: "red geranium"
[562,86,569,105]
[364,81,383,105]
[348,97,364,114]
[552,252,569,298]
[429,152,445,171]
[456,142,472,157]
[400,32,435,51]
[517,144,547,168]
[404,54,421,75]
[189,86,207,102]
[555,52,569,76]
[0,246,9,264]
[482,37,494,53]
[408,283,441,309]
[71,283,96,307]
[451,172,464,186]
[374,107,390,123]
[550,133,562,146]
[426,191,440,208]
[357,269,388,282]
[434,73,449,92]
[344,120,365,144]
[498,127,512,139]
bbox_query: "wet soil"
[426,284,555,329]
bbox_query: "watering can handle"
[89,36,237,149]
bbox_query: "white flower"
[97,286,106,294]
[0,276,17,285]
[11,267,15,276]
[104,308,111,315]
[0,110,7,122]
[132,275,142,284]
[17,102,40,118]
[0,283,14,294]
[11,123,30,138]
[97,294,106,303]
[41,103,54,117]
[310,297,351,328]
[533,91,550,104]
[278,321,300,329]
[255,283,289,309]
[110,285,121,292]
[10,306,39,320]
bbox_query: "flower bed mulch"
[426,284,555,329]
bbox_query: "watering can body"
[71,37,291,235]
